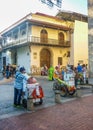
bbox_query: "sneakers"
[13,104,22,108]
[13,104,17,107]
[16,105,22,108]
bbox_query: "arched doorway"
[40,48,51,68]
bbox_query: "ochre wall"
[74,20,88,66]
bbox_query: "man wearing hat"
[13,67,28,107]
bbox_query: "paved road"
[0,75,93,119]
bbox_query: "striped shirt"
[14,71,27,90]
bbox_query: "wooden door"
[40,49,50,68]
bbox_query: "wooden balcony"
[1,36,71,50]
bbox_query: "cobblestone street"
[0,73,93,130]
[0,75,93,120]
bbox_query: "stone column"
[27,96,34,111]
[55,90,61,103]
[88,0,93,77]
[76,87,82,98]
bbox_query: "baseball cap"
[20,67,26,72]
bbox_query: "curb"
[0,78,14,85]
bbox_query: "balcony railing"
[1,36,71,50]
[28,36,70,47]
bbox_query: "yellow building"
[0,11,88,74]
[57,11,88,67]
[29,12,73,71]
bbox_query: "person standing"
[13,67,28,107]
[48,65,54,81]
[53,66,62,80]
[82,64,87,84]
[6,63,11,79]
[77,63,82,73]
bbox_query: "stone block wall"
[88,0,93,77]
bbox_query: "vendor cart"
[22,82,44,108]
[64,71,75,87]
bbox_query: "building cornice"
[56,10,88,22]
[28,19,71,31]
[0,11,86,35]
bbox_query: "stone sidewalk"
[0,95,93,130]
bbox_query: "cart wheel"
[53,81,60,90]
[68,90,76,96]
[86,78,88,84]
[22,99,27,108]
[39,98,43,105]
[60,86,67,97]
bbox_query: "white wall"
[17,46,31,73]
[2,51,11,65]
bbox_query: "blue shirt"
[77,65,82,73]
[14,71,27,90]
